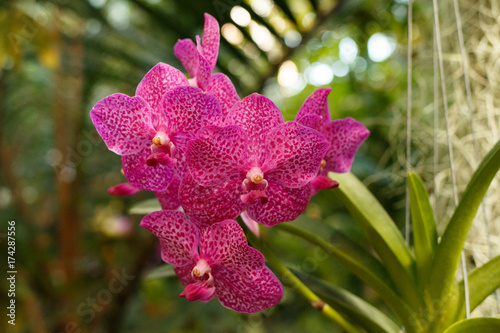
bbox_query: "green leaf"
[330,172,422,311]
[293,270,401,333]
[128,198,161,215]
[408,172,438,287]
[145,264,176,280]
[456,254,500,314]
[443,318,500,333]
[274,223,419,331]
[427,139,500,299]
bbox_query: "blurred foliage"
[0,0,437,332]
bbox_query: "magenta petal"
[107,182,141,196]
[174,263,195,287]
[199,220,248,267]
[295,87,332,122]
[140,210,199,266]
[322,117,370,173]
[207,73,240,119]
[225,94,284,164]
[310,176,339,196]
[180,174,245,225]
[174,39,199,78]
[263,122,330,188]
[180,282,216,302]
[196,53,212,91]
[135,63,189,123]
[187,125,248,186]
[201,13,220,72]
[154,175,181,210]
[240,211,260,237]
[296,114,323,132]
[90,93,153,155]
[122,148,174,192]
[161,86,222,134]
[247,181,311,227]
[214,262,283,313]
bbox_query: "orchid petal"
[225,94,284,164]
[263,122,330,188]
[107,182,141,196]
[240,211,260,237]
[310,176,339,196]
[322,117,370,173]
[199,220,248,267]
[180,174,245,225]
[122,148,174,192]
[296,114,323,132]
[196,53,212,91]
[207,73,240,119]
[247,180,311,227]
[161,86,222,134]
[140,210,199,266]
[174,39,199,78]
[154,175,181,210]
[187,125,248,186]
[201,13,220,72]
[90,93,153,155]
[295,87,332,122]
[135,63,189,125]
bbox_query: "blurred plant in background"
[0,0,499,332]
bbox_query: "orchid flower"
[140,210,283,313]
[181,94,330,226]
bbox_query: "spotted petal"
[187,125,248,186]
[140,210,199,266]
[122,148,174,192]
[154,175,181,210]
[247,180,311,227]
[201,13,220,72]
[174,39,199,78]
[322,117,370,173]
[225,94,284,164]
[180,174,245,226]
[196,53,212,91]
[161,86,222,134]
[263,122,330,188]
[135,63,189,124]
[207,73,240,119]
[90,93,153,155]
[295,87,332,123]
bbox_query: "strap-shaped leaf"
[145,264,176,280]
[331,172,422,310]
[274,224,418,331]
[456,254,500,315]
[293,270,401,333]
[427,139,500,299]
[128,198,162,215]
[443,318,500,333]
[408,172,438,287]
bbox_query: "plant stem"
[246,231,362,333]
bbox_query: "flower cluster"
[90,14,369,313]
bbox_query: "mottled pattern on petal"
[90,94,153,155]
[135,63,189,126]
[154,175,181,210]
[174,39,199,78]
[207,73,240,119]
[322,117,370,173]
[263,122,330,188]
[161,86,222,134]
[187,125,248,186]
[107,182,141,196]
[199,220,248,267]
[225,94,284,164]
[196,53,212,91]
[140,210,199,266]
[201,13,220,72]
[247,180,310,227]
[296,114,322,132]
[122,148,174,192]
[180,174,245,225]
[175,263,196,286]
[171,131,194,179]
[214,264,283,313]
[295,87,332,122]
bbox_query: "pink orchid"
[90,63,223,191]
[181,94,330,227]
[174,13,239,118]
[295,88,370,176]
[140,210,283,313]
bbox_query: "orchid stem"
[246,231,362,333]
